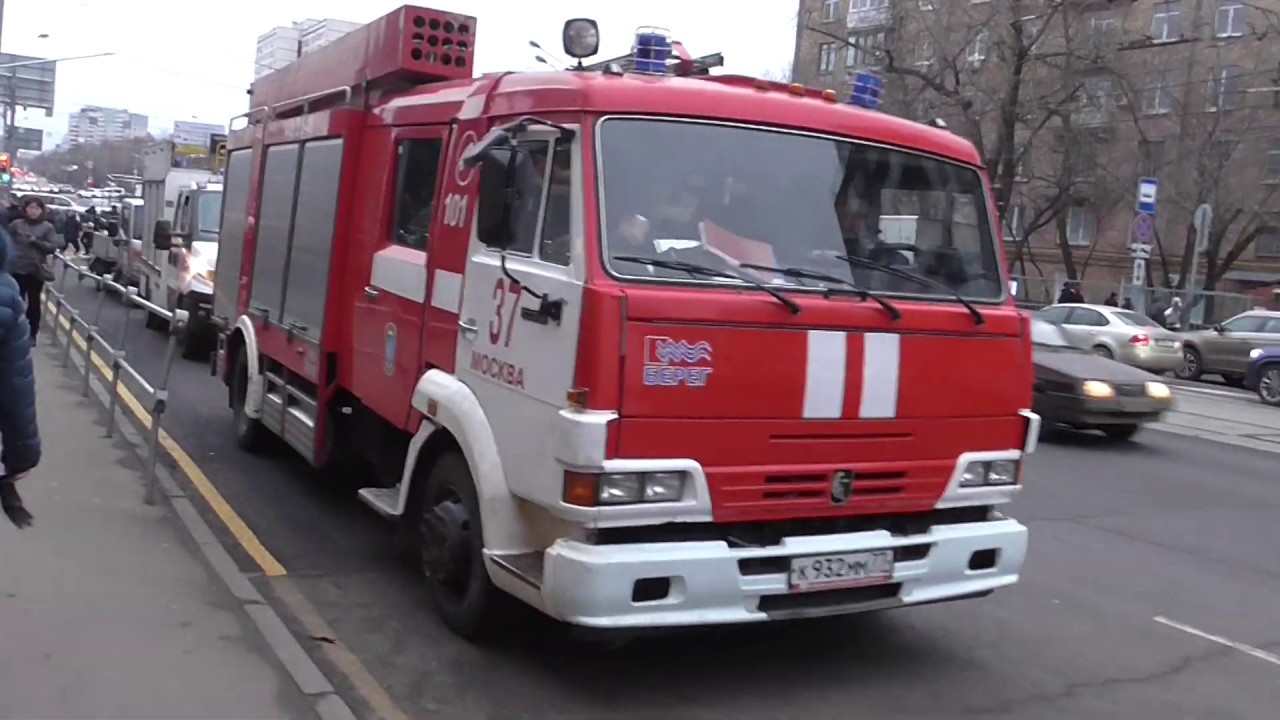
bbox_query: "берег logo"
[643,336,713,387]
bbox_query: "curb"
[46,339,359,720]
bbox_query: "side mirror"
[153,219,173,250]
[474,147,518,249]
[106,220,120,238]
[1213,323,1225,333]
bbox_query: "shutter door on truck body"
[280,138,344,342]
[249,143,300,323]
[213,149,253,325]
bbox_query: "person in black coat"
[0,226,40,527]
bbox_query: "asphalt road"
[48,274,1280,719]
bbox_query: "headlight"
[1081,380,1115,398]
[562,470,688,507]
[1250,348,1265,360]
[958,459,1020,488]
[1145,381,1171,399]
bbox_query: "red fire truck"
[213,6,1041,639]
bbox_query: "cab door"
[454,127,584,504]
[162,192,191,309]
[350,126,448,427]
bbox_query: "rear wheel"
[1176,347,1203,380]
[231,349,269,453]
[419,452,509,640]
[178,295,212,361]
[1102,424,1139,441]
[1258,366,1280,406]
[1092,345,1113,360]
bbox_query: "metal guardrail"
[41,253,188,506]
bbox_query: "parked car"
[1036,303,1182,373]
[1243,347,1280,406]
[1030,319,1174,440]
[1175,310,1280,385]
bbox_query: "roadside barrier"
[41,253,187,506]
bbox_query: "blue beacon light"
[848,70,883,110]
[632,26,672,75]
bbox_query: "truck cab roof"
[373,70,984,169]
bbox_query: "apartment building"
[254,18,360,79]
[64,106,149,146]
[792,0,1280,300]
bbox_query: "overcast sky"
[4,0,796,148]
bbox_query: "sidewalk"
[0,353,314,719]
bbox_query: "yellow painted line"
[50,305,287,577]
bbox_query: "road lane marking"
[48,305,287,577]
[1172,384,1253,399]
[1154,616,1280,669]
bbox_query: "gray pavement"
[0,351,314,720]
[43,276,1280,719]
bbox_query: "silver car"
[1038,303,1183,373]
[1176,310,1280,385]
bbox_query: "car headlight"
[1145,381,1171,399]
[959,459,1020,488]
[1250,348,1265,360]
[562,470,688,507]
[1081,380,1115,398]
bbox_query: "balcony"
[847,5,891,29]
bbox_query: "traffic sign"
[1136,177,1158,215]
[1132,257,1147,285]
[1131,212,1154,243]
[1193,203,1212,252]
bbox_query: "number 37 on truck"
[209,6,1042,640]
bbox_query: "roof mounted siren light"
[633,27,672,75]
[562,18,600,67]
[848,70,883,111]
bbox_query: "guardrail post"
[59,307,79,367]
[48,292,64,346]
[143,308,187,506]
[104,287,138,439]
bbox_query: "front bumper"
[1038,392,1170,426]
[538,516,1026,628]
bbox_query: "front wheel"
[178,296,212,361]
[1175,347,1203,380]
[419,452,509,641]
[1258,366,1280,407]
[231,349,269,453]
[1102,424,1140,441]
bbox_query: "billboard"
[0,54,57,114]
[172,120,226,157]
[6,126,43,152]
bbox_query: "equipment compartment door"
[454,128,585,504]
[351,127,447,426]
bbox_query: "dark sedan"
[1244,347,1280,406]
[1031,319,1174,441]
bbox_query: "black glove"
[0,475,34,529]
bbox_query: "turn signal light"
[562,470,687,507]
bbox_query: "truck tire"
[231,349,269,453]
[419,452,509,640]
[178,296,210,361]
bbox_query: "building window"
[1067,204,1097,247]
[1075,75,1114,125]
[821,0,839,22]
[1014,151,1031,181]
[1256,227,1280,257]
[1139,139,1166,177]
[1216,0,1246,37]
[848,0,890,28]
[847,31,886,67]
[818,42,836,74]
[1207,65,1245,111]
[967,29,990,64]
[1085,12,1119,48]
[1264,145,1280,184]
[1143,71,1174,114]
[1151,1,1183,42]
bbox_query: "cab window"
[390,139,443,250]
[538,138,572,267]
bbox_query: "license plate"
[788,550,895,592]
[1156,339,1176,348]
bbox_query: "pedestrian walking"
[7,196,63,344]
[1104,292,1120,307]
[1163,296,1185,331]
[0,225,40,528]
[63,208,83,255]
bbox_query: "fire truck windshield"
[597,118,1006,303]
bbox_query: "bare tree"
[760,63,794,83]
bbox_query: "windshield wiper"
[739,263,900,322]
[835,254,985,326]
[613,256,801,314]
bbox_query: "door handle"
[458,319,479,338]
[364,285,380,300]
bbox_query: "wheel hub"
[422,497,471,589]
[1262,369,1280,402]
